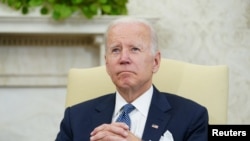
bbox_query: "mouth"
[117,71,135,75]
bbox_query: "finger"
[90,129,108,141]
[102,134,128,141]
[90,131,127,141]
[90,128,124,141]
[90,123,109,136]
[91,122,129,136]
[111,122,129,130]
[90,123,129,140]
[107,123,129,137]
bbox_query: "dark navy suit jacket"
[55,86,208,141]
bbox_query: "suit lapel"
[91,94,116,128]
[142,87,172,141]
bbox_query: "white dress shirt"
[112,85,153,138]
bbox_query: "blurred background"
[0,0,249,141]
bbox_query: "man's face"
[105,22,160,90]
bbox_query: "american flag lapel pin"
[151,124,159,129]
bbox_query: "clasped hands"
[90,122,141,141]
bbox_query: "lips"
[117,71,135,75]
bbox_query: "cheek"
[138,60,155,73]
[106,62,117,78]
[106,64,112,76]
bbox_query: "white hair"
[104,16,158,55]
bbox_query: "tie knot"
[122,103,135,114]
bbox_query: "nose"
[119,49,130,64]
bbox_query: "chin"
[116,82,134,89]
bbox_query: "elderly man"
[55,17,208,141]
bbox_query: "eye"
[111,48,120,53]
[131,47,140,52]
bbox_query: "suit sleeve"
[55,107,73,141]
[186,106,208,141]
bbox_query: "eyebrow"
[109,43,121,49]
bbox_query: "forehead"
[108,22,151,39]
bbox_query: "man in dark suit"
[55,17,208,141]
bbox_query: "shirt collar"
[113,85,153,117]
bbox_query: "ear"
[105,55,107,65]
[152,52,161,73]
[105,55,111,76]
[105,55,108,72]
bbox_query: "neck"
[117,83,152,103]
